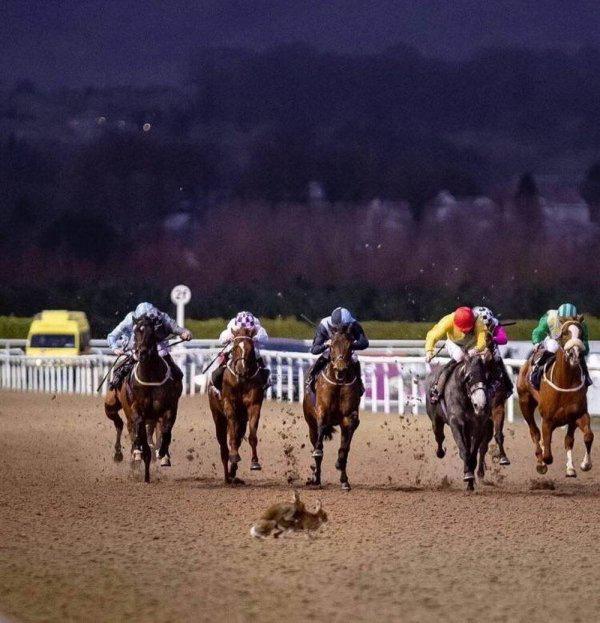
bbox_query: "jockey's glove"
[181,329,193,341]
[425,351,434,363]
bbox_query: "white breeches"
[446,339,466,362]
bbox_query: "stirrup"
[430,387,441,404]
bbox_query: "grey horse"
[426,352,493,490]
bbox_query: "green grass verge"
[4,315,600,341]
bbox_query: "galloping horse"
[517,316,593,476]
[104,315,183,483]
[208,327,266,484]
[303,326,361,491]
[426,351,493,489]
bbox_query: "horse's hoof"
[113,451,123,463]
[463,472,475,482]
[466,480,475,491]
[566,468,577,478]
[581,462,592,472]
[231,477,245,485]
[312,449,323,458]
[341,481,351,491]
[160,456,171,467]
[544,456,554,465]
[306,478,321,487]
[132,450,142,462]
[250,462,262,471]
[536,463,548,475]
[436,448,446,459]
[499,457,511,466]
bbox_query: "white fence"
[2,350,600,422]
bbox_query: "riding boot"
[163,354,183,382]
[212,363,226,392]
[353,359,365,396]
[108,358,134,391]
[430,360,459,404]
[530,349,554,390]
[499,360,514,396]
[581,355,593,387]
[307,355,328,393]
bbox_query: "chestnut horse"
[303,326,361,491]
[208,328,266,484]
[104,315,182,483]
[517,317,593,476]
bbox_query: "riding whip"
[96,353,124,393]
[201,344,230,374]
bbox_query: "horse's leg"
[448,418,473,487]
[304,410,322,486]
[492,401,510,465]
[541,417,555,467]
[314,405,328,458]
[519,392,544,473]
[158,406,177,467]
[336,411,359,491]
[247,402,262,471]
[224,400,242,466]
[229,415,248,484]
[477,418,494,480]
[577,414,594,472]
[104,390,124,463]
[432,414,446,458]
[213,412,231,484]
[133,410,152,483]
[146,420,157,461]
[564,421,577,477]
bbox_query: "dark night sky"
[3,0,600,87]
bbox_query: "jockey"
[307,307,369,395]
[107,302,192,390]
[472,306,514,396]
[426,306,487,403]
[211,311,270,394]
[530,303,591,389]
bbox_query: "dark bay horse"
[426,351,493,490]
[303,327,361,491]
[208,328,266,484]
[517,317,593,476]
[104,315,183,483]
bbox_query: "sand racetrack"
[2,391,600,623]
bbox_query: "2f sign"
[171,285,191,328]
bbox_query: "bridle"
[458,358,487,402]
[132,319,172,386]
[323,344,356,386]
[227,335,260,380]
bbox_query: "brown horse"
[303,326,361,491]
[208,328,266,484]
[104,315,183,482]
[517,317,593,476]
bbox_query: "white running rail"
[2,350,599,421]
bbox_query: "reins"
[226,335,260,381]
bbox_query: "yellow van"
[26,310,91,357]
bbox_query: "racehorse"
[208,327,266,484]
[104,315,183,483]
[303,326,361,491]
[517,317,593,476]
[426,351,492,490]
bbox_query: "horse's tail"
[322,424,336,440]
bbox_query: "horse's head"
[230,327,257,378]
[133,315,160,363]
[460,352,489,415]
[329,326,353,382]
[558,315,585,367]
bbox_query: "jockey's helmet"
[473,306,497,331]
[454,306,475,333]
[558,303,577,318]
[134,302,158,320]
[331,307,354,328]
[234,311,256,330]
